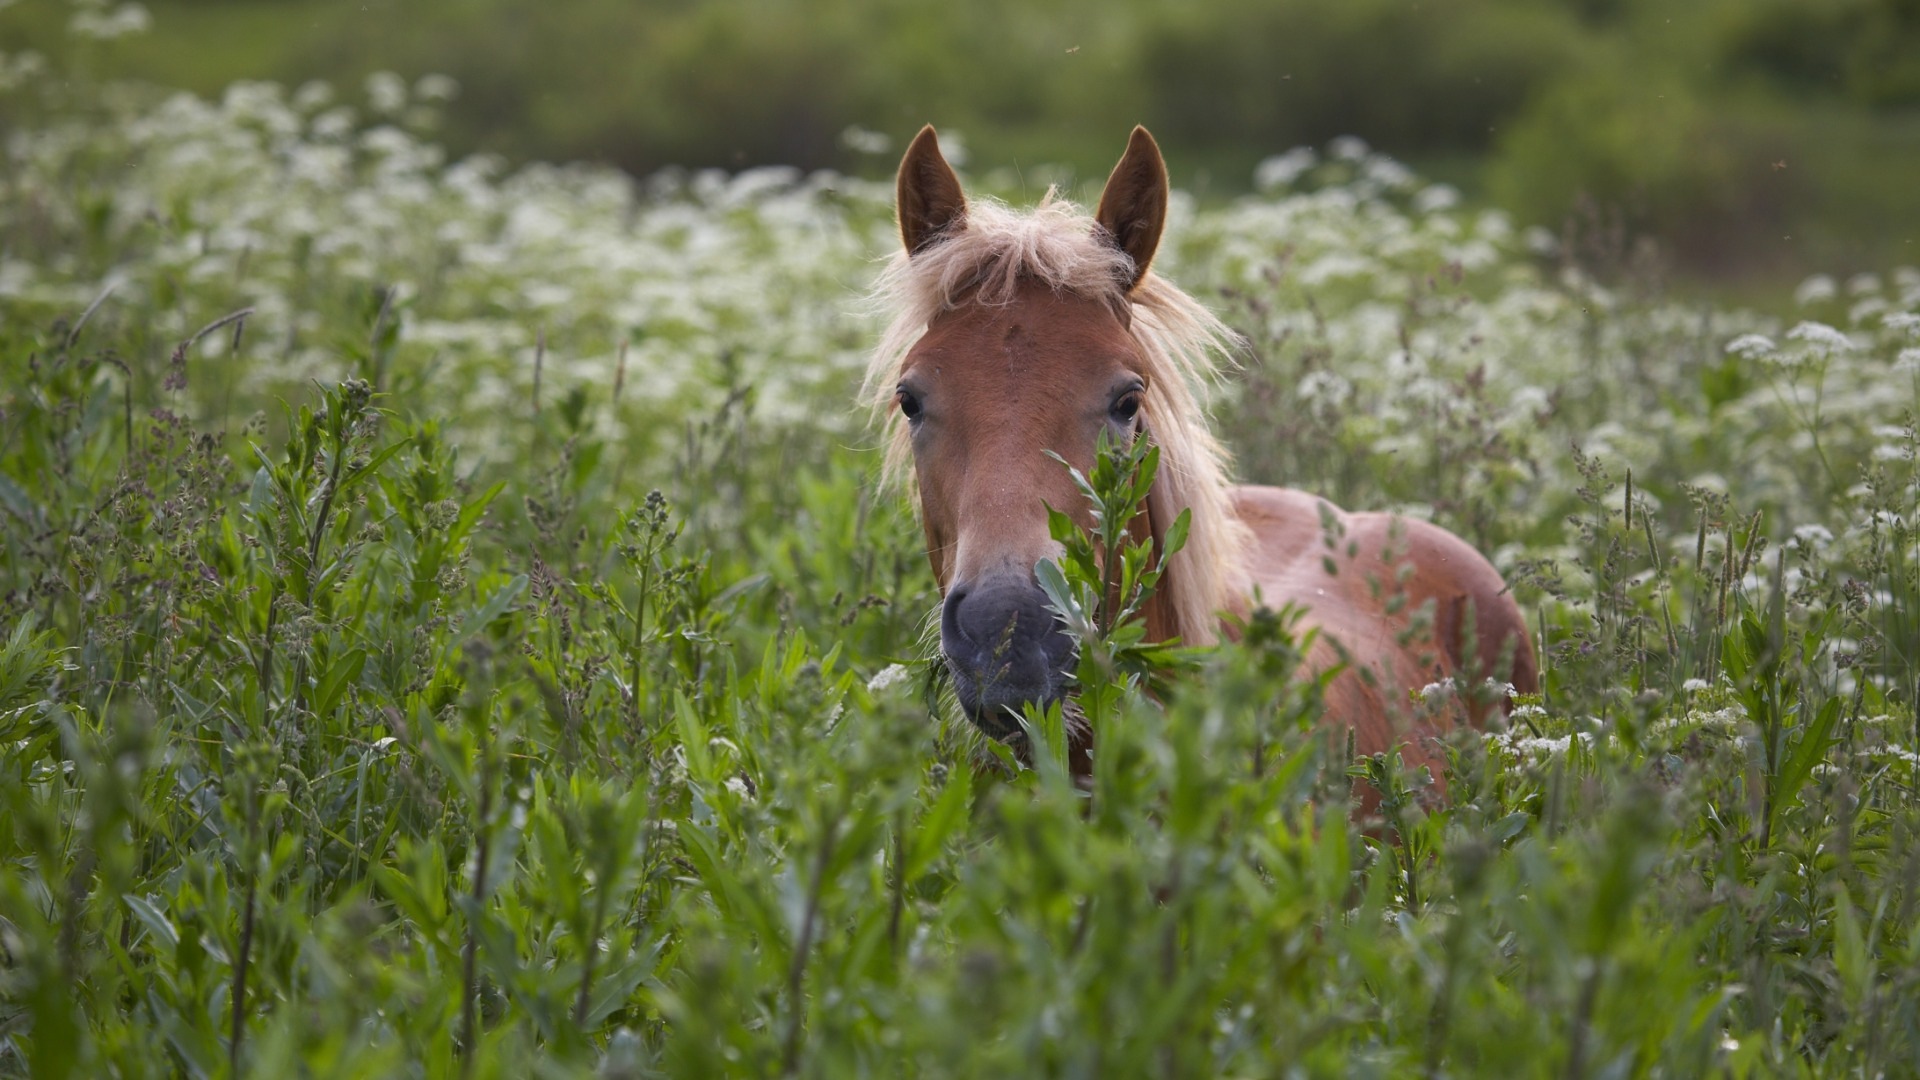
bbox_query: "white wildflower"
[1878,745,1920,767]
[1785,320,1855,353]
[0,49,47,92]
[0,259,35,297]
[365,71,408,115]
[292,81,334,112]
[1724,333,1776,360]
[1413,184,1460,213]
[866,663,912,693]
[69,1,150,39]
[724,776,754,801]
[1790,523,1834,550]
[1299,251,1374,285]
[1329,135,1371,161]
[1253,147,1318,191]
[1794,274,1837,305]
[1695,705,1746,732]
[1884,312,1920,337]
[839,125,891,155]
[1363,156,1416,191]
[1849,296,1888,326]
[1296,369,1352,407]
[414,73,460,102]
[1895,347,1920,374]
[1682,678,1710,693]
[1486,731,1593,758]
[311,107,355,141]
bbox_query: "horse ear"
[1094,126,1169,291]
[896,125,967,255]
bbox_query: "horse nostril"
[940,583,974,645]
[943,579,1050,659]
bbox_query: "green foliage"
[3,53,1920,1078]
[1136,0,1583,156]
[5,0,1918,277]
[1036,432,1194,697]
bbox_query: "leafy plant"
[4,41,1920,1077]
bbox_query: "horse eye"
[896,388,924,423]
[1111,391,1143,424]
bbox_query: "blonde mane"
[863,191,1250,645]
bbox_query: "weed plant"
[4,52,1920,1080]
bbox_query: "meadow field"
[4,47,1920,1080]
[7,0,1919,281]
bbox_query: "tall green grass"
[4,52,1920,1078]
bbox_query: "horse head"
[884,125,1186,741]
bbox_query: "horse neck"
[1136,453,1247,648]
[1137,477,1202,646]
[1138,504,1180,643]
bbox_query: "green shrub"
[4,53,1920,1076]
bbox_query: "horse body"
[872,125,1537,786]
[1227,486,1538,779]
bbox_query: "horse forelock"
[864,191,1250,646]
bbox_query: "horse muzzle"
[940,576,1078,740]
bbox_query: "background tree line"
[5,0,1919,283]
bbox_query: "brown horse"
[867,125,1538,789]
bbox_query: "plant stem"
[1562,961,1604,1080]
[461,773,494,1074]
[229,868,257,1075]
[887,813,907,956]
[573,878,612,1026]
[780,815,840,1077]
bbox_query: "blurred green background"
[6,0,1920,288]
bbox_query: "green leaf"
[0,471,43,527]
[713,571,771,608]
[248,462,273,520]
[453,573,528,647]
[1832,892,1871,1010]
[1045,504,1078,545]
[1033,558,1075,617]
[1769,696,1840,840]
[582,938,667,1027]
[337,439,407,497]
[450,481,506,544]
[1160,507,1191,563]
[905,765,973,881]
[1490,811,1530,844]
[674,690,714,783]
[312,647,367,719]
[123,894,179,952]
[678,822,755,928]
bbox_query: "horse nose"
[940,576,1077,727]
[942,578,1040,652]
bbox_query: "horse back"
[1226,485,1539,779]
